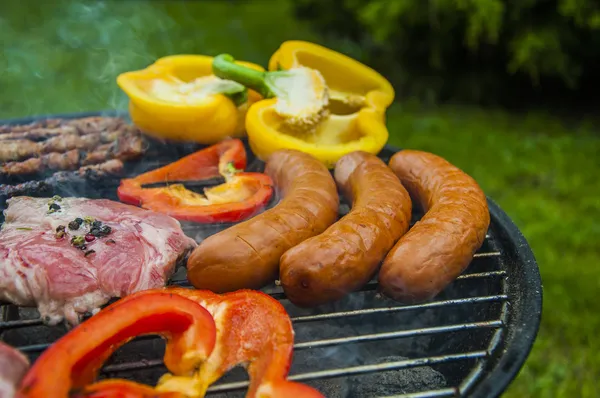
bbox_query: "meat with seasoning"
[0,341,29,398]
[0,196,196,326]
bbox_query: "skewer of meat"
[0,131,122,163]
[0,159,124,198]
[39,130,122,154]
[0,126,77,141]
[0,134,145,175]
[1,150,81,175]
[0,117,126,140]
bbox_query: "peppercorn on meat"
[0,196,196,326]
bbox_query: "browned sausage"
[280,151,412,307]
[378,150,490,303]
[187,149,339,293]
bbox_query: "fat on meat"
[0,341,29,398]
[0,197,197,326]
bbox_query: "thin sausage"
[187,149,339,293]
[280,151,412,307]
[378,150,490,303]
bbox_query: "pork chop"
[0,341,29,398]
[0,196,196,325]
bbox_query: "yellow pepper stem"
[213,54,273,99]
[213,54,320,102]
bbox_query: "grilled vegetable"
[213,41,395,168]
[117,55,265,144]
[155,288,325,398]
[213,53,329,131]
[16,290,217,398]
[17,288,324,398]
[117,139,273,223]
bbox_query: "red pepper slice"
[117,139,273,223]
[16,288,322,398]
[155,288,325,398]
[16,290,216,398]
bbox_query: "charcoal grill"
[0,111,542,398]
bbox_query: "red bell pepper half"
[117,139,273,223]
[155,288,324,398]
[16,287,323,398]
[16,290,216,398]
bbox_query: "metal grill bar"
[294,320,502,350]
[472,252,501,258]
[454,240,511,398]
[292,295,508,323]
[270,267,506,301]
[458,361,488,396]
[0,267,507,331]
[381,389,458,398]
[104,359,163,373]
[206,351,487,393]
[457,271,505,280]
[14,319,503,355]
[98,320,502,373]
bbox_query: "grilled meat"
[0,141,39,163]
[0,117,124,140]
[0,117,147,198]
[0,159,125,198]
[0,341,29,398]
[0,116,145,166]
[0,131,124,163]
[1,150,81,175]
[1,134,145,176]
[0,196,197,326]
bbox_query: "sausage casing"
[378,150,490,303]
[187,149,339,293]
[280,151,412,307]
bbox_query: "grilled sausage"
[378,150,490,303]
[187,149,339,293]
[279,151,412,307]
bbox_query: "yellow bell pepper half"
[117,55,264,144]
[218,41,395,168]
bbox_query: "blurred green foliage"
[293,0,600,105]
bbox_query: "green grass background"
[1,1,599,396]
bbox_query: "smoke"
[0,0,177,118]
[0,0,325,120]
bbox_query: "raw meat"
[0,196,196,325]
[0,341,29,398]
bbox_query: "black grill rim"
[0,110,543,398]
[465,198,542,398]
